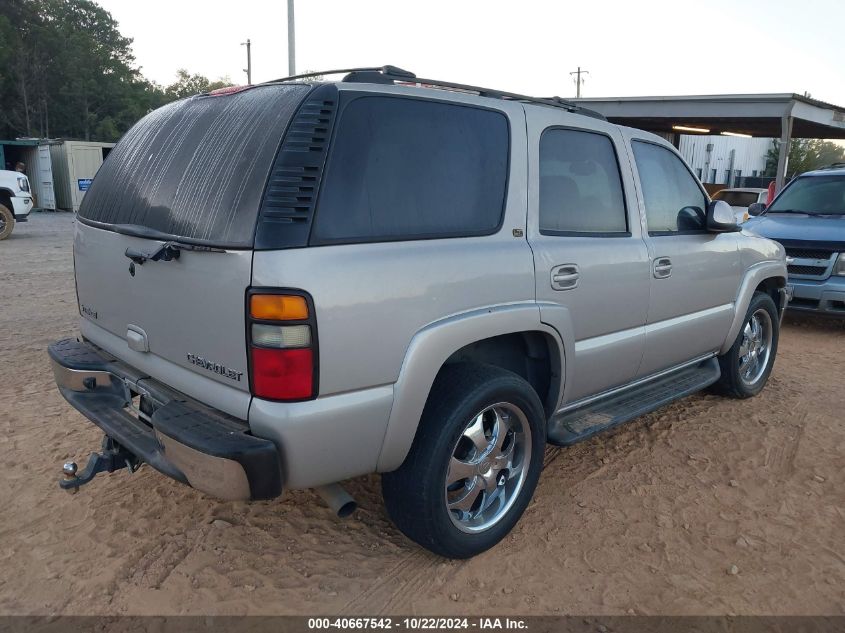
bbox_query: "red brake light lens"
[207,85,250,97]
[251,348,313,400]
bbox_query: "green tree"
[0,0,167,141]
[165,69,233,100]
[765,138,845,177]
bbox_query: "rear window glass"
[714,190,760,207]
[78,84,309,247]
[311,96,509,244]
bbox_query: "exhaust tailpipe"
[315,483,357,518]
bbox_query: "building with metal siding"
[678,135,772,186]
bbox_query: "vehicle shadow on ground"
[783,312,845,333]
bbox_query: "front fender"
[375,302,565,472]
[720,260,787,354]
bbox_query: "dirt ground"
[0,212,843,616]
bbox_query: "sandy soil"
[0,212,843,616]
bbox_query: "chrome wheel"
[738,308,773,386]
[445,402,532,534]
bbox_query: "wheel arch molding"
[721,260,787,355]
[375,302,565,473]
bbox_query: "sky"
[98,0,845,106]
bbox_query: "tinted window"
[768,175,845,214]
[539,129,627,234]
[714,191,760,207]
[78,84,309,247]
[311,97,509,244]
[632,141,708,233]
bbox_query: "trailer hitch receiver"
[60,436,141,493]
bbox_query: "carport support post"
[775,114,793,192]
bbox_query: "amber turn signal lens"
[250,294,308,321]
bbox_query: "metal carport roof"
[572,93,845,190]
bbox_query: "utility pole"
[570,66,589,98]
[287,0,296,76]
[241,39,252,85]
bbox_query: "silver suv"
[50,66,789,558]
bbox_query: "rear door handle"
[653,257,672,279]
[551,264,580,291]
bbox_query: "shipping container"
[0,139,57,210]
[28,143,57,210]
[50,141,115,211]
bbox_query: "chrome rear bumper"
[49,338,283,500]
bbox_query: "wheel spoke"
[446,456,476,485]
[751,316,762,342]
[448,482,483,513]
[463,414,489,455]
[493,437,516,469]
[479,487,505,516]
[492,408,509,452]
[743,356,758,379]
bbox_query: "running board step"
[547,357,721,446]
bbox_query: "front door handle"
[551,264,580,291]
[653,257,672,279]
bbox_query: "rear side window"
[539,128,628,234]
[78,84,309,247]
[632,140,708,233]
[714,190,760,207]
[311,97,509,244]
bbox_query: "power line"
[570,66,589,98]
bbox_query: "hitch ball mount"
[60,435,141,493]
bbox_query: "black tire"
[0,204,14,240]
[382,363,546,558]
[712,291,779,399]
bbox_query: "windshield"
[78,83,310,247]
[768,175,845,215]
[713,191,760,207]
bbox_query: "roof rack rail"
[264,65,415,85]
[818,162,845,170]
[264,65,605,120]
[342,67,606,120]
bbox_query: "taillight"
[248,291,317,401]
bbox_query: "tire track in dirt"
[764,408,805,479]
[343,549,443,614]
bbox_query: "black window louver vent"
[255,84,338,249]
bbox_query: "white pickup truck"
[0,169,34,240]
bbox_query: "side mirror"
[747,202,766,217]
[706,200,740,232]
